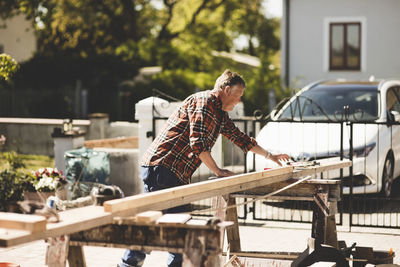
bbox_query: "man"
[119,69,289,267]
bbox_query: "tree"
[0,0,283,119]
[0,54,18,81]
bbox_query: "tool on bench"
[91,184,124,205]
[287,160,320,169]
[18,199,60,222]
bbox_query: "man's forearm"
[198,151,220,174]
[250,144,290,166]
[249,144,269,158]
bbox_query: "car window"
[278,86,380,121]
[387,87,400,113]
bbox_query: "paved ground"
[1,220,399,267]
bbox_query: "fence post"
[135,97,180,168]
[344,105,354,230]
[87,113,109,140]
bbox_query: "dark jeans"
[119,165,190,267]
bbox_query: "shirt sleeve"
[220,113,257,153]
[188,99,213,156]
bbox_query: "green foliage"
[2,151,25,169]
[0,152,34,211]
[0,53,19,81]
[242,54,291,115]
[1,0,284,118]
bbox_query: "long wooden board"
[0,168,291,247]
[0,212,47,233]
[84,136,138,149]
[103,166,293,213]
[0,160,351,248]
[0,206,112,247]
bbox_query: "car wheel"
[381,156,394,198]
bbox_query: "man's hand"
[268,153,290,166]
[215,168,235,178]
[199,151,235,178]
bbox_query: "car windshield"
[277,85,380,121]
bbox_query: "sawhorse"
[67,216,232,267]
[217,178,343,265]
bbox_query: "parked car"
[248,80,400,197]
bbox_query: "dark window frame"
[329,22,361,71]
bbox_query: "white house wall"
[0,14,36,62]
[285,0,400,87]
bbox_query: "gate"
[147,90,400,229]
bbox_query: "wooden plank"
[0,206,115,247]
[237,179,341,201]
[104,166,294,213]
[222,251,301,260]
[0,160,350,248]
[84,136,138,149]
[136,211,163,223]
[0,212,47,233]
[157,214,191,225]
[225,196,241,252]
[231,194,314,201]
[68,245,86,267]
[68,222,227,253]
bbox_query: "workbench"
[0,158,353,267]
[217,160,394,266]
[68,216,232,267]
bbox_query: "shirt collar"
[210,90,223,110]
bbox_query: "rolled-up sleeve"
[221,114,257,153]
[188,102,213,156]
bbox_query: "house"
[0,14,36,62]
[281,0,400,87]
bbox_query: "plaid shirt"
[141,90,257,184]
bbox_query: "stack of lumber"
[0,159,351,248]
[84,136,138,149]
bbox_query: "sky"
[233,0,283,50]
[264,0,283,18]
[152,0,283,18]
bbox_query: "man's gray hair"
[214,69,246,91]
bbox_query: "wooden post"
[324,202,338,249]
[68,245,86,267]
[225,196,241,252]
[183,230,221,267]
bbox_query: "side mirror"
[388,110,400,124]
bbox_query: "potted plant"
[24,168,68,201]
[0,168,29,212]
[0,150,33,211]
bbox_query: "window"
[329,23,361,70]
[387,87,400,114]
[278,86,379,122]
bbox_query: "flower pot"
[23,191,55,202]
[6,201,20,213]
[0,263,21,267]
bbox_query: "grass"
[0,152,54,172]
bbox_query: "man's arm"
[250,144,290,166]
[199,151,235,177]
[220,115,289,165]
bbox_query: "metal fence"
[149,91,400,229]
[0,86,132,121]
[248,120,400,229]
